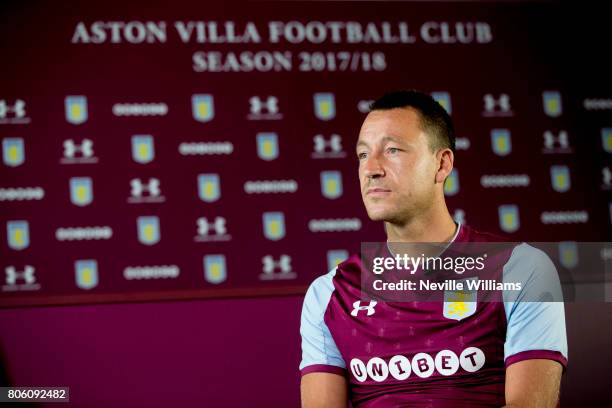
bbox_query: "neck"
[385,205,457,243]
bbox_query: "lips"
[366,187,391,196]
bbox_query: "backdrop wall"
[0,1,610,406]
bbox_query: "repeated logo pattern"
[1,90,609,302]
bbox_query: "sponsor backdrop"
[0,1,610,307]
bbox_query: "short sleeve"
[503,243,568,369]
[299,269,347,376]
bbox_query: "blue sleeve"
[299,268,346,376]
[503,243,568,368]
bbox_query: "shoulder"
[504,243,557,279]
[304,266,338,305]
[503,243,563,303]
[457,224,553,272]
[303,253,362,311]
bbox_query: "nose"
[363,153,385,179]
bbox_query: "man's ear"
[435,148,454,184]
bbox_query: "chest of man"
[325,290,508,407]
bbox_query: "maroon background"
[0,0,611,406]
[1,0,610,307]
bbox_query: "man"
[299,90,567,407]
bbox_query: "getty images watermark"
[359,242,612,303]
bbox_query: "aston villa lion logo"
[558,241,578,269]
[75,259,98,290]
[137,216,160,245]
[498,204,520,233]
[204,254,227,284]
[431,91,452,114]
[263,212,285,241]
[2,138,24,167]
[313,93,336,121]
[320,170,343,199]
[443,285,477,321]
[542,91,562,118]
[198,173,221,203]
[602,128,612,153]
[550,165,571,193]
[256,132,279,161]
[491,129,512,156]
[7,220,30,250]
[327,250,349,271]
[131,135,155,164]
[444,169,459,196]
[192,94,215,122]
[69,177,93,206]
[65,95,88,125]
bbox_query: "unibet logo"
[349,347,485,382]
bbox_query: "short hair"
[369,90,455,153]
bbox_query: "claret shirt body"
[299,223,568,407]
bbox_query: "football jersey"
[299,222,568,407]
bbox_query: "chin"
[365,206,393,222]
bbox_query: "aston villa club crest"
[263,212,285,241]
[327,250,349,271]
[137,216,160,245]
[6,220,30,250]
[197,173,221,202]
[444,169,460,196]
[431,91,452,114]
[542,91,562,118]
[320,171,343,199]
[453,209,466,225]
[491,129,512,156]
[69,177,93,206]
[443,282,477,321]
[256,132,279,161]
[2,137,24,167]
[313,93,336,121]
[75,259,98,290]
[192,94,215,122]
[203,254,227,284]
[498,204,520,233]
[558,241,578,269]
[602,128,612,153]
[550,165,571,193]
[131,135,155,164]
[65,95,88,125]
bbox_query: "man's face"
[357,107,440,224]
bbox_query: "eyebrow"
[356,135,402,149]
